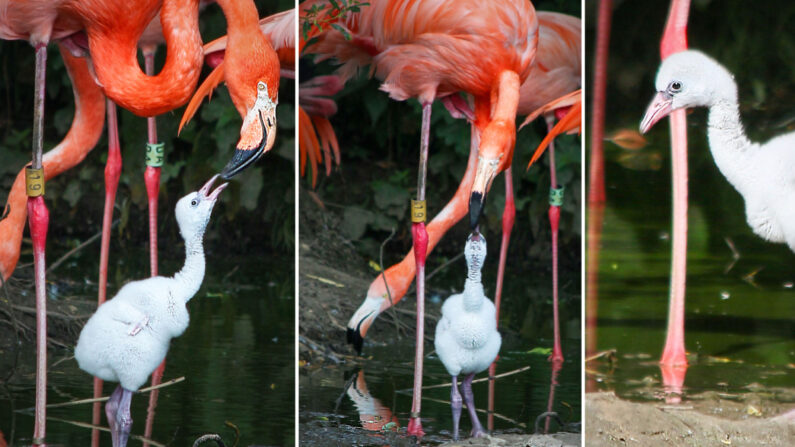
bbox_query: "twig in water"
[223,420,240,447]
[43,415,166,447]
[742,266,764,289]
[34,376,185,410]
[333,371,359,413]
[398,365,531,392]
[421,395,526,427]
[724,237,741,274]
[47,219,119,274]
[221,265,240,284]
[585,349,616,363]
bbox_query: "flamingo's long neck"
[706,93,757,197]
[217,0,260,41]
[174,232,206,302]
[88,0,203,116]
[216,0,280,116]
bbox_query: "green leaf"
[527,347,553,356]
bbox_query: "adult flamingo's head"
[180,7,292,179]
[469,71,521,229]
[211,2,282,179]
[640,50,734,133]
[220,49,281,179]
[469,120,515,229]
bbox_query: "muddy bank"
[299,187,436,360]
[439,433,580,446]
[586,392,794,446]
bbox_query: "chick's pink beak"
[199,174,228,201]
[640,92,674,134]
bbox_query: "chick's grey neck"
[173,227,207,302]
[463,253,485,311]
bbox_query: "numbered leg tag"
[411,199,427,223]
[146,142,165,167]
[549,186,564,207]
[25,167,45,197]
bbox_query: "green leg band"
[549,186,564,207]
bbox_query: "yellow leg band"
[25,167,45,197]
[411,199,427,223]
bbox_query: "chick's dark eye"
[190,199,198,207]
[669,81,682,92]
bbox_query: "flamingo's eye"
[191,199,198,207]
[669,81,682,93]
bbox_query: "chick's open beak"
[640,92,673,134]
[199,174,229,202]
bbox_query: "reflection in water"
[585,202,604,393]
[659,364,686,404]
[543,361,562,433]
[346,370,398,432]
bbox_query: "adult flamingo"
[515,11,580,365]
[182,7,341,188]
[317,0,536,435]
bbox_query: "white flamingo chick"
[75,175,227,447]
[434,233,501,440]
[641,50,795,251]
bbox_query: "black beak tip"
[469,192,484,230]
[220,148,264,180]
[346,327,364,355]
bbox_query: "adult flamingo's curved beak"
[220,83,278,179]
[640,92,673,134]
[469,156,500,229]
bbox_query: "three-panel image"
[0,1,791,446]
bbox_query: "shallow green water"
[591,197,795,398]
[0,250,294,446]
